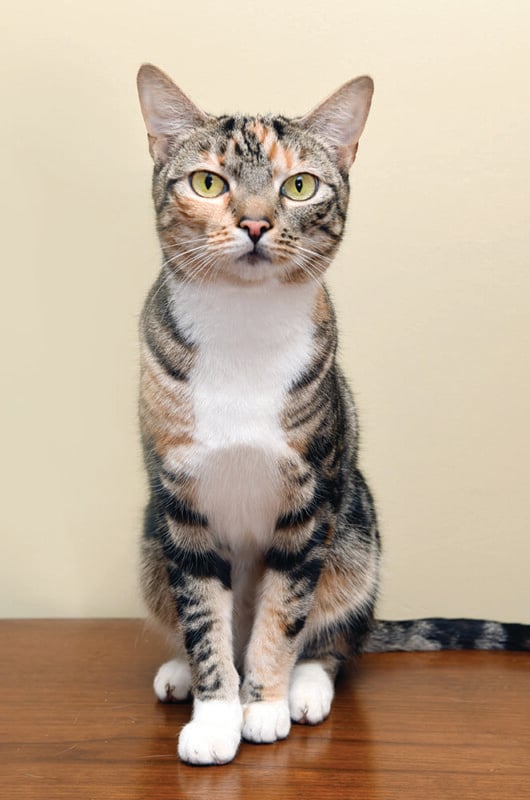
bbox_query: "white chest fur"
[168,277,317,550]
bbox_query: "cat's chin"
[223,252,281,285]
[237,252,272,267]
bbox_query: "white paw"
[153,658,192,702]
[178,699,242,765]
[288,661,334,724]
[242,700,291,743]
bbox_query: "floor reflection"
[134,683,381,800]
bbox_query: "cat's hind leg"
[288,658,337,725]
[154,657,192,702]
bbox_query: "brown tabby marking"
[137,63,379,765]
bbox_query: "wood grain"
[1,619,529,799]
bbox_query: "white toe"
[242,700,291,743]
[178,699,242,765]
[178,720,240,765]
[289,661,334,724]
[153,658,192,702]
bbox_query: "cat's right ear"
[137,64,207,163]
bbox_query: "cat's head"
[137,64,373,287]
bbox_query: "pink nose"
[239,217,272,244]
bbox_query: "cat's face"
[138,65,373,287]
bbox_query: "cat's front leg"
[240,521,327,744]
[165,540,242,765]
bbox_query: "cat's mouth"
[237,248,272,266]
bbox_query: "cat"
[136,64,529,766]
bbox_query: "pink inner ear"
[137,64,208,162]
[148,133,169,161]
[300,77,373,170]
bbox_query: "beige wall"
[1,0,529,622]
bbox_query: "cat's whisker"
[145,265,178,314]
[293,243,330,258]
[289,253,325,286]
[163,251,216,285]
[163,243,211,266]
[295,253,331,270]
[173,234,211,244]
[146,246,214,318]
[179,252,220,287]
[291,248,332,269]
[269,240,330,267]
[196,261,219,288]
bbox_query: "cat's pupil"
[205,174,213,191]
[295,176,303,193]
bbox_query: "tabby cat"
[136,64,529,766]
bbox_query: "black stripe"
[142,275,194,380]
[313,198,336,222]
[149,271,194,350]
[219,116,235,133]
[245,680,263,701]
[160,484,208,527]
[305,431,335,470]
[201,662,218,679]
[155,197,168,215]
[175,593,202,611]
[272,118,286,138]
[155,178,179,214]
[196,677,221,696]
[295,471,312,486]
[285,616,307,638]
[160,466,190,487]
[143,496,159,540]
[195,646,213,663]
[144,323,188,382]
[286,393,327,431]
[265,547,300,573]
[291,346,332,392]
[241,126,261,157]
[504,623,530,651]
[185,621,213,653]
[166,544,231,590]
[319,223,342,241]
[343,473,375,539]
[276,494,320,529]
[265,520,329,572]
[181,609,212,625]
[291,556,323,587]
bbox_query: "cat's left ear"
[300,76,374,171]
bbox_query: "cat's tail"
[363,618,530,652]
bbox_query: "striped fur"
[136,65,528,766]
[364,618,530,652]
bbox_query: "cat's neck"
[166,271,322,352]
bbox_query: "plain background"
[1,0,528,622]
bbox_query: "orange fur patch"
[140,350,194,458]
[312,286,332,325]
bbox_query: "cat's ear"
[137,64,207,163]
[300,76,374,171]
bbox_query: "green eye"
[190,171,228,198]
[281,173,318,201]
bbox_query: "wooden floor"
[1,620,529,799]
